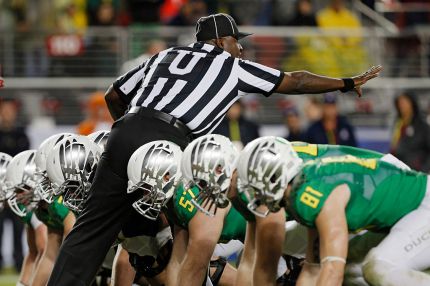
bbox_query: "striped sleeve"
[237,59,284,97]
[112,61,147,104]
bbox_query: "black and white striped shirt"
[113,42,284,136]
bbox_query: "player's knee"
[362,251,394,286]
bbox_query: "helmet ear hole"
[197,180,208,189]
[163,172,170,182]
[270,174,278,184]
[215,164,223,175]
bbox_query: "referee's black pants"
[47,112,190,286]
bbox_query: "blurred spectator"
[77,91,113,135]
[282,0,336,78]
[390,91,430,172]
[282,104,307,142]
[395,0,430,28]
[84,1,120,76]
[168,0,207,26]
[305,93,357,146]
[0,99,30,156]
[120,39,167,74]
[287,0,317,26]
[271,0,296,26]
[160,0,187,24]
[126,0,163,24]
[87,0,120,26]
[213,101,260,150]
[317,0,361,30]
[226,0,273,26]
[0,98,29,272]
[304,96,322,123]
[56,0,88,33]
[316,0,369,77]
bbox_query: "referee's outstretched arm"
[276,65,382,97]
[105,64,383,121]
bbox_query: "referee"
[48,13,381,285]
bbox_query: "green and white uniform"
[287,156,426,231]
[173,185,247,243]
[35,196,70,231]
[19,210,43,229]
[234,143,385,223]
[287,156,430,286]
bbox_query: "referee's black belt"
[128,106,193,139]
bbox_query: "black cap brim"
[237,32,252,39]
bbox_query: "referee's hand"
[352,65,383,98]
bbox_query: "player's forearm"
[236,261,254,286]
[297,263,320,286]
[111,252,136,286]
[19,254,37,286]
[289,71,345,94]
[177,258,208,286]
[30,255,54,286]
[317,263,344,286]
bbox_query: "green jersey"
[291,142,383,162]
[22,210,33,225]
[287,156,427,232]
[173,185,247,243]
[14,202,34,225]
[234,143,384,222]
[35,196,70,231]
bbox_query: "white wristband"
[16,282,27,286]
[320,256,346,264]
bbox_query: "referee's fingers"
[365,73,379,81]
[355,87,363,98]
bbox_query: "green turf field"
[0,267,19,286]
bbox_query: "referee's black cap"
[195,13,252,41]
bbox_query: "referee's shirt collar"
[188,42,232,57]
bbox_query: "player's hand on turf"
[351,65,382,97]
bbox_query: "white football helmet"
[6,150,40,217]
[127,140,182,220]
[0,153,13,209]
[35,133,74,203]
[181,134,239,216]
[88,130,110,152]
[46,135,102,213]
[237,136,303,217]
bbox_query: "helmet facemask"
[128,141,183,221]
[48,138,100,213]
[239,137,303,217]
[183,136,238,217]
[7,183,40,217]
[0,182,9,210]
[62,180,91,213]
[129,163,177,221]
[188,165,230,217]
[131,181,167,221]
[0,153,12,209]
[34,171,55,203]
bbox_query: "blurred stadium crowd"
[0,0,429,77]
[1,0,430,279]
